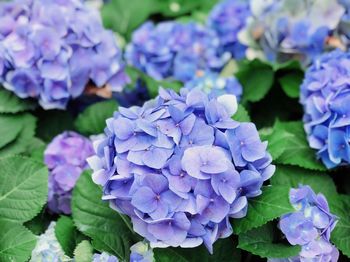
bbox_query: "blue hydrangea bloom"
[125,21,230,83]
[268,185,338,262]
[0,0,129,109]
[239,0,344,64]
[207,0,250,59]
[300,50,350,168]
[88,88,275,253]
[92,252,119,262]
[45,131,94,214]
[130,241,154,262]
[184,72,243,101]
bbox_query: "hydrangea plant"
[88,88,275,252]
[269,185,338,262]
[125,21,230,83]
[0,0,129,109]
[44,131,94,214]
[207,0,250,60]
[239,0,345,64]
[300,50,350,168]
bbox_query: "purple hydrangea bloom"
[207,0,250,60]
[0,0,129,109]
[92,252,119,262]
[44,131,94,214]
[125,21,230,83]
[300,50,350,168]
[88,87,275,253]
[184,72,243,102]
[269,185,338,262]
[239,0,344,64]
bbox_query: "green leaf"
[0,156,48,223]
[154,237,241,262]
[55,216,86,257]
[271,60,302,71]
[72,171,137,260]
[0,114,25,149]
[74,240,93,262]
[235,59,274,103]
[268,121,326,171]
[0,220,37,262]
[0,88,36,113]
[156,0,218,17]
[36,110,75,142]
[0,113,37,156]
[26,138,46,162]
[101,0,157,38]
[232,104,251,122]
[126,66,182,98]
[278,71,303,98]
[238,222,300,258]
[24,209,52,235]
[331,195,350,258]
[75,100,118,136]
[232,186,294,234]
[271,165,337,201]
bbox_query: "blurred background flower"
[0,0,129,109]
[44,131,94,214]
[239,0,345,65]
[207,0,250,60]
[125,21,230,83]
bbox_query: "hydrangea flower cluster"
[130,241,154,262]
[88,87,275,252]
[207,0,250,60]
[92,252,119,262]
[29,222,71,262]
[44,131,94,214]
[184,72,243,101]
[269,185,338,262]
[0,0,129,109]
[239,0,345,64]
[300,50,350,168]
[125,21,230,83]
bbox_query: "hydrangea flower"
[88,88,275,253]
[300,50,350,168]
[130,241,154,262]
[268,185,338,262]
[0,0,129,109]
[125,21,230,83]
[44,131,94,214]
[207,0,250,59]
[92,252,119,262]
[239,0,345,64]
[184,72,243,101]
[30,222,71,262]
